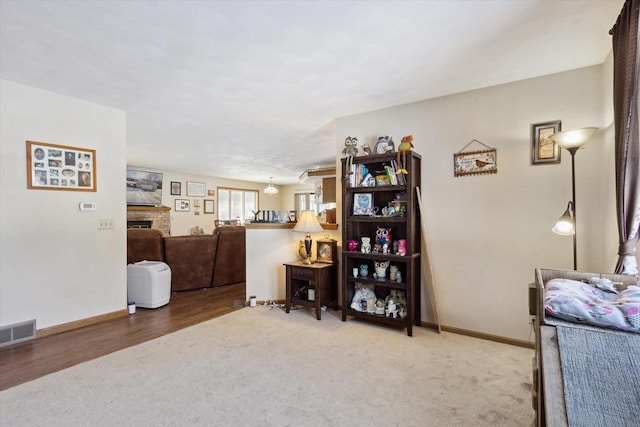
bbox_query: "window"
[217,188,258,225]
[294,192,316,217]
[294,192,336,218]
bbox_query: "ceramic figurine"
[298,240,307,260]
[367,298,376,314]
[375,226,392,249]
[397,304,407,319]
[374,260,390,279]
[361,237,371,253]
[359,264,369,278]
[389,265,398,281]
[385,299,398,318]
[397,239,407,256]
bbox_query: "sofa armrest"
[127,228,165,264]
[212,226,246,287]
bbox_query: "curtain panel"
[612,0,640,275]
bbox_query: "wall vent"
[0,319,36,347]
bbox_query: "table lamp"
[293,210,323,264]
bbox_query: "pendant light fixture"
[264,177,278,195]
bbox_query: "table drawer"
[290,266,315,281]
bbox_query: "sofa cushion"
[127,228,164,264]
[164,235,218,292]
[212,226,246,287]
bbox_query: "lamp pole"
[551,127,597,272]
[568,147,578,270]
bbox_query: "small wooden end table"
[284,261,337,320]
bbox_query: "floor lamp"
[550,127,598,270]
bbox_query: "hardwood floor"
[0,283,246,391]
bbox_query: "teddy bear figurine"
[350,283,376,312]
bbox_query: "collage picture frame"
[27,140,97,191]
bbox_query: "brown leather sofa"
[127,227,246,292]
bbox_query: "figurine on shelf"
[342,136,359,176]
[397,239,407,256]
[359,264,369,278]
[350,283,376,312]
[396,135,414,174]
[374,135,395,154]
[389,265,398,281]
[361,237,371,254]
[374,260,390,279]
[394,289,407,306]
[397,304,407,319]
[385,299,398,318]
[375,226,392,250]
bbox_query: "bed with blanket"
[532,268,640,427]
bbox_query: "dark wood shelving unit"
[341,151,421,336]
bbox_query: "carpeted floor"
[0,306,535,426]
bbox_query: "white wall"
[335,65,616,341]
[246,227,341,302]
[0,80,127,330]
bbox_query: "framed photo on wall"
[531,120,562,165]
[170,181,181,195]
[204,199,215,214]
[186,181,206,197]
[175,199,190,212]
[26,141,97,191]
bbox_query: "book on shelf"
[347,159,406,188]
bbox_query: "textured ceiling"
[0,0,622,184]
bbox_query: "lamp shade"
[550,127,598,149]
[293,210,323,233]
[552,204,575,236]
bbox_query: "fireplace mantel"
[127,205,171,212]
[126,205,171,235]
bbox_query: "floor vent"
[0,319,36,347]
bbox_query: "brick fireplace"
[126,206,171,236]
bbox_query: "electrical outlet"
[97,219,114,230]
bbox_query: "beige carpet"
[0,306,535,426]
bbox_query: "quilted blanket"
[545,278,640,333]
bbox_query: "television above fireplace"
[126,169,163,206]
